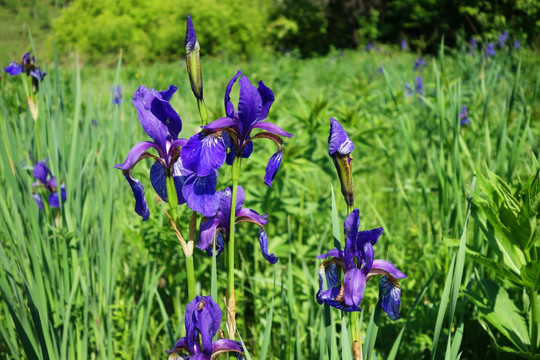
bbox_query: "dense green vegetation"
[0,28,539,359]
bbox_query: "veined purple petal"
[357,227,383,246]
[321,299,362,312]
[225,70,242,117]
[132,86,169,149]
[150,161,167,202]
[212,338,244,355]
[343,209,360,261]
[236,208,267,226]
[264,149,283,187]
[33,161,50,184]
[165,337,188,355]
[251,122,293,138]
[150,85,182,139]
[238,75,262,132]
[379,275,402,320]
[203,117,236,131]
[185,14,197,50]
[316,248,344,260]
[123,175,150,221]
[114,141,160,170]
[219,185,245,219]
[328,118,354,156]
[343,268,366,307]
[30,68,46,81]
[259,229,278,264]
[181,132,226,176]
[172,159,191,205]
[182,172,219,217]
[257,81,274,120]
[4,61,23,76]
[33,194,44,210]
[196,297,222,353]
[369,260,407,280]
[197,216,222,252]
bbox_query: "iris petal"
[149,161,167,202]
[238,75,262,131]
[257,80,274,120]
[379,276,402,320]
[264,150,282,187]
[123,175,150,221]
[343,268,366,307]
[219,185,245,218]
[4,61,23,76]
[33,161,50,184]
[114,141,160,170]
[211,339,244,355]
[225,70,242,117]
[33,194,44,210]
[181,132,226,177]
[197,216,221,252]
[182,172,219,217]
[252,122,293,138]
[259,229,278,264]
[328,117,354,156]
[132,85,169,149]
[150,86,182,139]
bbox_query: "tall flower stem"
[197,99,208,126]
[346,204,362,359]
[166,176,196,301]
[532,289,539,353]
[226,156,242,339]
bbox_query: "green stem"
[347,205,354,216]
[197,99,208,126]
[350,312,363,360]
[185,255,196,301]
[226,157,242,339]
[532,289,539,353]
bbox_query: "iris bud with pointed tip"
[185,14,203,101]
[328,118,354,208]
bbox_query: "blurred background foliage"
[2,0,540,64]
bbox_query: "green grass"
[0,41,538,360]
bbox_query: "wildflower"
[4,52,46,91]
[317,209,406,319]
[185,14,203,101]
[115,85,219,219]
[328,118,354,208]
[459,106,470,126]
[400,38,407,51]
[198,185,278,263]
[32,160,66,210]
[469,38,477,54]
[377,66,384,74]
[415,76,423,95]
[485,42,495,57]
[404,82,413,96]
[111,85,122,105]
[498,31,508,47]
[364,42,374,51]
[166,295,244,360]
[413,57,427,71]
[514,40,521,50]
[181,70,293,187]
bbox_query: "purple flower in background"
[415,76,424,95]
[413,57,428,71]
[514,40,521,50]
[181,70,293,187]
[459,106,470,126]
[198,185,278,263]
[317,209,406,319]
[498,31,508,47]
[377,66,384,74]
[115,85,219,219]
[469,38,477,54]
[400,38,407,51]
[32,160,66,210]
[404,83,413,96]
[167,295,244,359]
[111,85,122,105]
[485,42,495,57]
[364,42,374,51]
[4,52,46,91]
[4,61,23,76]
[329,118,354,208]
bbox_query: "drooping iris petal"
[205,231,225,257]
[33,194,44,210]
[48,192,61,208]
[264,150,283,187]
[115,141,160,171]
[379,275,402,320]
[4,61,23,76]
[328,117,354,156]
[258,229,278,264]
[257,80,274,121]
[343,268,367,307]
[123,175,150,221]
[316,263,342,304]
[150,161,168,202]
[132,85,169,149]
[165,337,188,355]
[181,132,226,176]
[369,260,407,280]
[237,75,262,131]
[172,159,191,205]
[211,339,244,356]
[197,216,222,252]
[251,122,293,138]
[30,68,46,81]
[33,161,50,184]
[316,248,345,260]
[236,208,267,226]
[225,70,242,117]
[182,172,219,217]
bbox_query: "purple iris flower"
[415,76,424,95]
[4,52,46,83]
[485,42,495,57]
[364,42,374,51]
[498,31,508,47]
[32,160,66,210]
[317,209,406,319]
[111,85,122,105]
[400,38,407,51]
[181,70,293,187]
[115,85,219,219]
[459,106,470,126]
[514,40,521,50]
[404,82,413,96]
[167,295,244,359]
[413,57,427,71]
[469,38,477,54]
[198,185,277,264]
